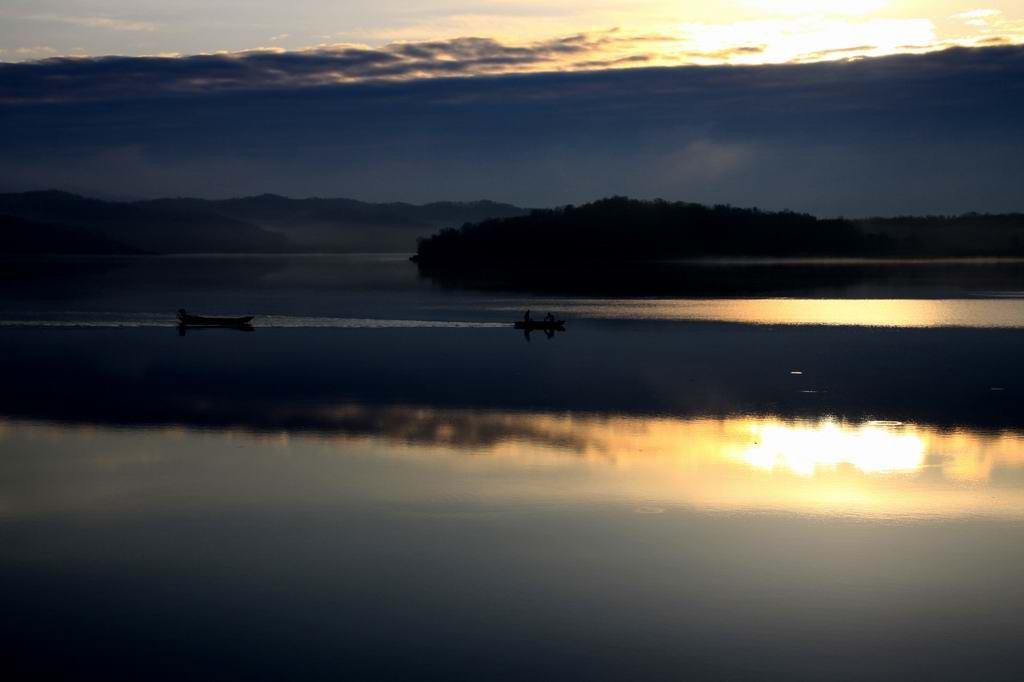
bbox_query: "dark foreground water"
[3,256,1024,680]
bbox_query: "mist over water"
[3,255,1024,680]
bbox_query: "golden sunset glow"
[741,0,891,12]
[350,0,1024,73]
[738,420,926,476]
[4,1,1024,69]
[6,411,1023,519]
[400,411,1024,517]
[549,297,1024,328]
[362,410,1021,484]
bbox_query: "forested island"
[413,197,1024,265]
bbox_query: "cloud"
[952,9,1002,20]
[678,17,939,64]
[3,46,60,60]
[1,45,1023,215]
[0,32,680,104]
[793,44,878,63]
[666,140,752,181]
[31,15,158,32]
[19,16,1017,106]
[740,0,890,16]
[0,25,980,106]
[676,44,768,61]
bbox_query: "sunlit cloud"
[5,1,1024,73]
[952,9,1003,21]
[8,46,60,59]
[31,15,158,32]
[678,17,938,64]
[0,0,1021,75]
[945,7,1024,47]
[0,32,684,102]
[739,0,892,16]
[5,19,1012,102]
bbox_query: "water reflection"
[5,410,1024,519]
[534,298,1024,328]
[6,256,1024,679]
[300,407,1024,486]
[740,420,926,476]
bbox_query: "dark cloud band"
[1,45,1022,215]
[0,33,669,104]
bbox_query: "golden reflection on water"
[740,420,926,476]
[4,411,1024,518]
[302,407,1024,516]
[559,298,1024,327]
[428,412,1024,483]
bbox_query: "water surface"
[2,255,1024,680]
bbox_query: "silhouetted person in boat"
[177,308,188,323]
[544,312,555,323]
[524,310,532,323]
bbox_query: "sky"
[1,1,1022,65]
[1,2,1023,214]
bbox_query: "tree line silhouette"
[414,197,1024,265]
[414,197,896,264]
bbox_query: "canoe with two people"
[514,309,565,331]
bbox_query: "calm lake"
[3,255,1024,680]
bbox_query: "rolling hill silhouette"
[0,191,526,254]
[4,192,1024,260]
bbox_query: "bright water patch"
[493,298,1024,328]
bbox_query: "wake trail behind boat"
[0,313,507,329]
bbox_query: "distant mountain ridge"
[136,194,527,252]
[5,191,1024,258]
[0,190,528,254]
[0,191,290,254]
